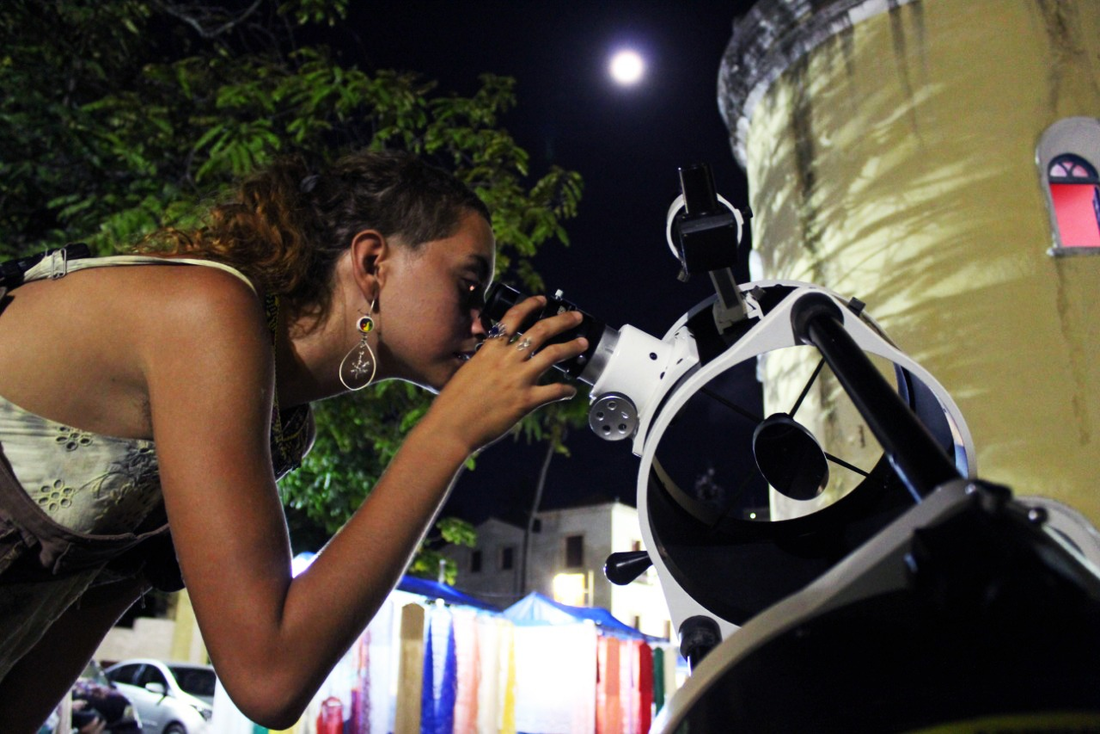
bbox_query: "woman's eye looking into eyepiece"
[462,281,485,309]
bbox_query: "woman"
[0,150,587,730]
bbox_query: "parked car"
[104,659,214,734]
[43,661,143,733]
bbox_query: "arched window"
[1038,118,1100,256]
[1048,154,1100,249]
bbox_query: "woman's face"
[376,210,496,391]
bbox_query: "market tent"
[396,575,500,612]
[292,552,499,613]
[217,558,505,733]
[503,592,664,642]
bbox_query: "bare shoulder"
[0,261,269,437]
[134,263,266,340]
[133,264,272,387]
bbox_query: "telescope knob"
[679,615,722,671]
[604,550,653,586]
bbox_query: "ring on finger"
[486,322,510,341]
[516,337,533,351]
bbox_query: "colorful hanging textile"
[349,630,370,733]
[652,647,666,712]
[421,607,437,734]
[439,615,458,734]
[500,623,517,734]
[620,640,637,734]
[637,642,654,734]
[452,609,480,733]
[476,616,504,733]
[395,603,426,734]
[596,636,623,734]
[596,637,607,734]
[371,591,413,734]
[421,604,458,734]
[512,622,597,734]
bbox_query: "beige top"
[0,395,161,535]
[0,255,268,683]
[2,255,257,535]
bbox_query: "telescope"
[484,163,1100,731]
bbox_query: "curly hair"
[140,149,490,320]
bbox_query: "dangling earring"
[339,302,377,391]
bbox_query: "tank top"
[0,254,313,581]
[0,253,315,683]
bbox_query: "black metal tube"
[791,294,961,499]
[679,163,720,215]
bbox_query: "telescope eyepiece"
[481,283,607,381]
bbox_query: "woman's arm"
[144,277,583,727]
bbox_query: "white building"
[444,500,673,641]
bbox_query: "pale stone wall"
[724,0,1100,521]
[607,503,669,640]
[95,591,209,665]
[447,517,526,607]
[97,616,177,664]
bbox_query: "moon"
[609,49,645,86]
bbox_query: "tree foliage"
[0,0,585,582]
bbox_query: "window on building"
[1048,154,1100,249]
[470,550,482,573]
[500,546,515,571]
[552,572,588,606]
[1038,117,1100,256]
[565,535,584,568]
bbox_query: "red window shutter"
[1051,182,1100,248]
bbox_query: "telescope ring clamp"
[633,281,977,643]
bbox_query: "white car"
[104,659,215,734]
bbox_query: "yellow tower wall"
[736,0,1100,520]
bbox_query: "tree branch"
[153,0,264,40]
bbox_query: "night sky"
[336,1,758,523]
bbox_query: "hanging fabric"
[596,637,608,734]
[512,622,597,734]
[438,614,458,734]
[366,595,401,734]
[596,636,623,734]
[451,609,480,733]
[349,631,370,733]
[652,646,666,713]
[500,623,518,734]
[420,606,437,734]
[422,604,458,734]
[476,616,503,733]
[620,640,637,734]
[637,643,654,734]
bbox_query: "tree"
[0,0,584,582]
[516,394,591,597]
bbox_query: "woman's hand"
[424,295,588,455]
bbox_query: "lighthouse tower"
[720,0,1100,522]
